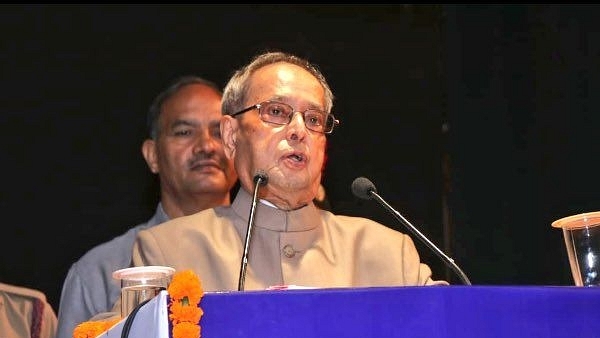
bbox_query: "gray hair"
[222,51,334,116]
[147,75,221,140]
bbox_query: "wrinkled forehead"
[246,63,325,106]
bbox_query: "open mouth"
[288,153,305,162]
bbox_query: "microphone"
[238,170,269,291]
[351,176,472,285]
[253,170,269,185]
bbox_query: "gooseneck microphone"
[238,170,269,291]
[351,177,472,285]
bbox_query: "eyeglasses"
[230,100,340,134]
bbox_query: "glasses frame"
[230,100,339,134]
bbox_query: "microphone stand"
[370,190,472,285]
[238,175,266,291]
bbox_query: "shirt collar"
[232,189,321,232]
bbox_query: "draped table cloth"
[100,285,600,338]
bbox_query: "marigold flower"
[172,321,201,338]
[72,318,119,338]
[168,269,204,338]
[167,269,203,304]
[169,300,203,324]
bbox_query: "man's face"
[223,63,327,209]
[149,83,237,199]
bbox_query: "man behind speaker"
[56,76,238,337]
[129,51,447,294]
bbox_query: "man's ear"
[221,115,237,160]
[141,139,159,173]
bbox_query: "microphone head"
[351,177,377,200]
[253,170,269,186]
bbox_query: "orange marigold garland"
[72,318,120,338]
[172,321,201,338]
[167,269,204,338]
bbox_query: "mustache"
[188,151,226,168]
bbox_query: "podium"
[101,285,600,338]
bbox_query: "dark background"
[2,5,596,314]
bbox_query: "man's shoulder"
[74,222,152,265]
[326,212,402,236]
[143,207,228,233]
[0,282,48,302]
[326,212,381,227]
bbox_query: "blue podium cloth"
[201,285,600,338]
[103,286,600,338]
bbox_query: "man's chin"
[189,174,228,187]
[191,184,230,194]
